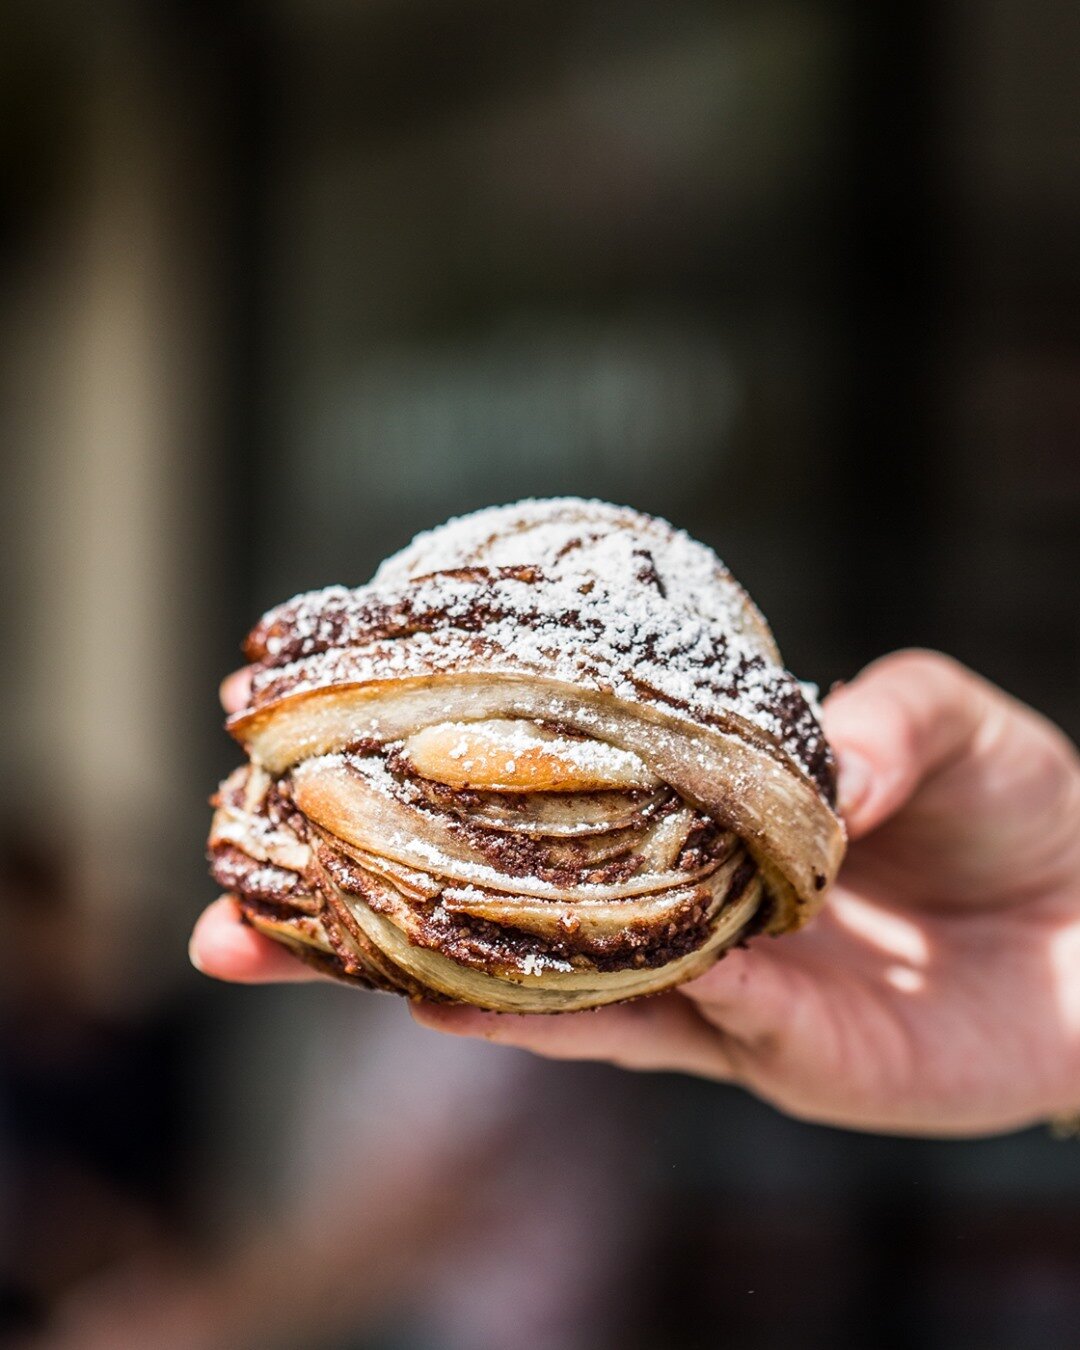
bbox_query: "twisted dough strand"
[209,500,845,1011]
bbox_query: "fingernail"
[188,933,206,973]
[837,751,873,819]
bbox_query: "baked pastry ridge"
[209,499,846,1011]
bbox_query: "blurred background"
[2,1,1080,1346]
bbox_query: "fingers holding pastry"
[678,943,807,1047]
[410,944,815,1083]
[825,649,1080,903]
[219,667,253,715]
[822,649,993,839]
[190,896,333,984]
[409,992,740,1079]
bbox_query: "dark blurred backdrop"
[2,2,1079,1347]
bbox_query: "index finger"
[190,896,333,983]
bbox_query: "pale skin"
[193,651,1080,1137]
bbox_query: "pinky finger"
[189,896,333,984]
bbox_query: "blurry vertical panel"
[17,17,216,1002]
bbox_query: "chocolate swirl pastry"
[209,499,845,1011]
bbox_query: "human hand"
[192,652,1080,1136]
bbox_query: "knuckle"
[876,647,966,686]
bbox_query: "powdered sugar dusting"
[408,718,655,782]
[520,951,572,976]
[245,500,835,800]
[374,498,779,660]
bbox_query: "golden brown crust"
[208,499,846,1011]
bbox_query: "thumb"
[822,649,994,840]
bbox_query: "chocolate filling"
[213,747,761,992]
